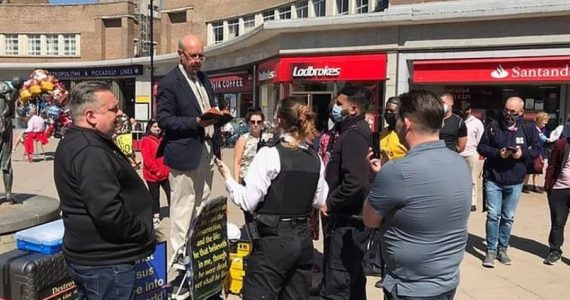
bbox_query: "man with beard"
[320,86,371,300]
[363,90,471,300]
[458,101,485,212]
[478,96,539,268]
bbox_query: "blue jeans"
[67,262,137,300]
[484,180,523,252]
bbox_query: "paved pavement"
[2,132,569,299]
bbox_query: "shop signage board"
[209,73,252,93]
[414,56,570,83]
[257,54,387,82]
[48,65,144,79]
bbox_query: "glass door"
[292,92,333,131]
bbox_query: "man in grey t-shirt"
[363,91,471,299]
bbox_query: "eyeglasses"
[181,51,206,62]
[249,120,262,125]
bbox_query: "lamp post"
[149,0,154,117]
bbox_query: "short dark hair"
[398,90,444,134]
[459,101,471,112]
[386,96,401,106]
[246,110,265,123]
[440,92,454,101]
[338,86,371,113]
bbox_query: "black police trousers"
[242,219,313,300]
[320,218,368,300]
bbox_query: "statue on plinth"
[0,79,20,204]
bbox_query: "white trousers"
[464,153,482,207]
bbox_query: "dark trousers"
[320,219,368,300]
[146,179,170,215]
[384,287,457,300]
[548,188,570,252]
[242,220,313,300]
[67,261,136,300]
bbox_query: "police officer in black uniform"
[215,96,328,300]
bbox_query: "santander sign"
[491,64,570,80]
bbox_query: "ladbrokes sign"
[414,56,570,83]
[292,65,342,78]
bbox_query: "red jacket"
[545,138,570,192]
[140,135,170,182]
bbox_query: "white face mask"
[443,104,450,114]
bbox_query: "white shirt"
[459,115,484,157]
[225,140,328,212]
[25,115,45,133]
[178,64,214,137]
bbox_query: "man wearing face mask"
[477,97,539,268]
[320,86,371,300]
[439,93,468,152]
[380,97,408,162]
[458,101,485,212]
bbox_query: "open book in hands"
[200,108,234,125]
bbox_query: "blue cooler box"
[15,219,64,255]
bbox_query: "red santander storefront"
[257,53,387,130]
[412,56,570,128]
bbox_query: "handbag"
[533,154,544,173]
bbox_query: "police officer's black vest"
[255,140,320,217]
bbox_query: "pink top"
[25,115,45,133]
[553,152,570,190]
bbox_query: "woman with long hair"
[215,97,328,299]
[140,119,170,227]
[233,110,271,182]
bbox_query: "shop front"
[209,71,254,118]
[256,53,387,130]
[412,56,570,129]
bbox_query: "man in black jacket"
[320,86,371,300]
[54,81,155,300]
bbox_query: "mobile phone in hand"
[371,132,381,159]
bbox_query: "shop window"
[4,34,18,55]
[279,6,292,19]
[356,0,369,13]
[337,0,349,15]
[296,0,309,18]
[263,10,276,21]
[243,15,256,33]
[27,34,41,56]
[227,19,239,39]
[169,11,187,24]
[313,0,326,17]
[212,22,224,44]
[46,34,59,56]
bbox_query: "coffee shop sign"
[211,78,244,90]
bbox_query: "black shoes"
[523,185,544,194]
[522,185,531,193]
[544,250,562,265]
[470,205,477,212]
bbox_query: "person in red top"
[140,119,170,226]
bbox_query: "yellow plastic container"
[226,241,251,295]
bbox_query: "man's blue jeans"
[484,180,523,253]
[67,262,137,300]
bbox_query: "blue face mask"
[331,104,346,123]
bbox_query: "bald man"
[477,97,539,268]
[156,34,220,284]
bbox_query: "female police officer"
[215,96,328,300]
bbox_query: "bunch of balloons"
[16,69,71,138]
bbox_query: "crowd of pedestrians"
[50,31,569,300]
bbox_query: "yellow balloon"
[41,81,54,92]
[19,89,31,103]
[29,85,42,96]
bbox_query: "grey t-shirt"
[367,140,471,297]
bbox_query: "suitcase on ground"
[0,249,76,300]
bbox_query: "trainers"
[522,185,530,193]
[482,251,496,268]
[544,250,562,265]
[497,248,512,265]
[169,284,190,300]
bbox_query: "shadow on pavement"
[465,233,486,262]
[510,234,570,265]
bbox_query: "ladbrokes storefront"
[412,56,570,129]
[257,53,387,130]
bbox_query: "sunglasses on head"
[249,120,262,125]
